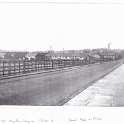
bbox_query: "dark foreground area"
[0,61,121,105]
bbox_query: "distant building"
[26,52,37,60]
[4,52,27,61]
[35,52,51,61]
[0,52,6,59]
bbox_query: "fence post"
[14,61,16,73]
[38,61,40,71]
[23,60,26,73]
[8,61,11,75]
[2,61,5,76]
[35,60,37,71]
[43,60,45,69]
[19,60,21,73]
[51,60,54,69]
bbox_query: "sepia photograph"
[0,0,124,107]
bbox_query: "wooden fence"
[0,56,119,78]
[0,59,88,77]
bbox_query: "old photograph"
[0,0,124,106]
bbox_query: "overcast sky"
[0,1,124,51]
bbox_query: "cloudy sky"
[0,0,124,51]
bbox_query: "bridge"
[0,60,122,105]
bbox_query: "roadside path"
[64,64,124,106]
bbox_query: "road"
[64,64,124,106]
[0,61,121,105]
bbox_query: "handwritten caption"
[0,116,102,124]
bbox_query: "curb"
[59,62,122,106]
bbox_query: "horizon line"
[0,1,124,5]
[0,48,122,52]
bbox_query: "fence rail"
[0,59,88,77]
[0,58,118,78]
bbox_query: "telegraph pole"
[63,48,64,59]
[108,42,111,50]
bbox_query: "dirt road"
[0,61,121,105]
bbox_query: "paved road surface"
[0,62,120,105]
[64,64,124,106]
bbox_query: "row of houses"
[0,50,86,61]
[0,49,122,61]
